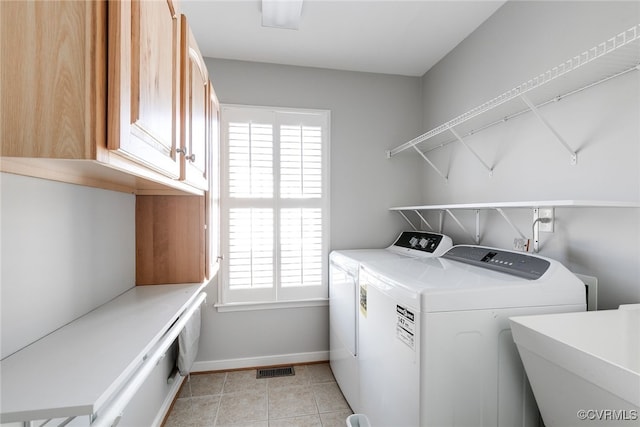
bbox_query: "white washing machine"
[357,245,586,427]
[329,231,452,413]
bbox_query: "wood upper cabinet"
[180,15,209,190]
[1,1,106,160]
[0,0,205,195]
[1,1,218,286]
[108,0,181,179]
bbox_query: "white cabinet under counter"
[0,283,206,426]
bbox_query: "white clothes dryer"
[329,231,452,413]
[357,245,586,427]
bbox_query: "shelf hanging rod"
[520,94,577,164]
[397,211,418,231]
[413,146,448,182]
[423,63,639,154]
[413,210,434,231]
[449,127,493,175]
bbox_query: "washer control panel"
[391,231,452,256]
[442,245,550,280]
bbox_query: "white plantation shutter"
[228,122,273,198]
[228,208,273,289]
[221,105,329,304]
[280,125,322,198]
[280,208,323,288]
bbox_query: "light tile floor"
[163,363,353,427]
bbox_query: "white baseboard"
[151,371,186,427]
[191,351,329,372]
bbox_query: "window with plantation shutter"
[220,105,330,305]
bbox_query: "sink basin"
[510,304,640,426]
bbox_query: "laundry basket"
[346,414,371,427]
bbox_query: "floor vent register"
[256,366,295,379]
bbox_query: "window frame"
[218,104,331,307]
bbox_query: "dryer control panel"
[443,245,550,280]
[390,231,452,256]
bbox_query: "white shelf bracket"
[449,127,493,175]
[520,94,577,165]
[445,209,479,244]
[413,210,434,231]
[397,211,418,231]
[495,208,527,239]
[413,146,448,182]
[475,209,481,243]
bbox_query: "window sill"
[214,298,329,313]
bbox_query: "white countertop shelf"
[391,200,639,252]
[0,283,206,424]
[388,25,640,159]
[390,200,640,211]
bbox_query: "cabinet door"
[206,82,221,280]
[108,0,181,179]
[180,16,209,190]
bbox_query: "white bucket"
[346,414,371,427]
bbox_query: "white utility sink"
[510,304,640,427]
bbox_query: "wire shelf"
[388,25,640,157]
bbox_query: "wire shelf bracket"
[397,210,418,231]
[449,127,493,175]
[413,146,448,182]
[520,94,577,165]
[495,208,527,240]
[445,209,480,244]
[413,209,434,231]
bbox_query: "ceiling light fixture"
[262,0,304,30]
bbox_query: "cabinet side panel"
[0,1,104,159]
[136,195,204,285]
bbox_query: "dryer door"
[329,260,357,356]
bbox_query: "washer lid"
[360,247,585,312]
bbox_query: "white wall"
[1,173,135,358]
[0,173,176,426]
[418,1,640,309]
[195,59,424,368]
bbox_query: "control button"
[419,238,429,248]
[409,237,419,247]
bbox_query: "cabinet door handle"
[186,154,196,162]
[176,148,187,155]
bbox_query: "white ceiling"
[180,0,506,77]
